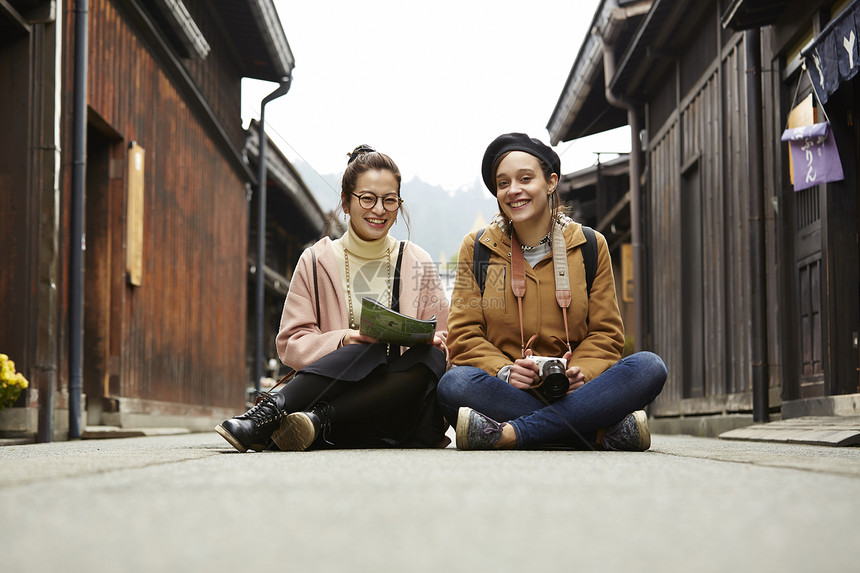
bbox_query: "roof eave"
[721,0,792,31]
[548,1,623,145]
[247,0,295,79]
[548,1,652,144]
[548,34,607,145]
[609,0,712,98]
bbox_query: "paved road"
[2,431,858,572]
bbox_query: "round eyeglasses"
[351,192,402,212]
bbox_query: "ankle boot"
[215,392,288,452]
[272,400,333,451]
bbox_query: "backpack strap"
[388,240,407,359]
[473,228,492,296]
[580,225,597,298]
[473,225,598,297]
[390,240,407,313]
[310,246,321,320]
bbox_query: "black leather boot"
[272,400,333,451]
[215,392,288,452]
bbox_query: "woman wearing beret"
[217,145,449,452]
[437,133,667,450]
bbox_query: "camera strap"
[510,220,573,358]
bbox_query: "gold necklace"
[344,247,392,329]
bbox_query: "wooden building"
[549,0,859,431]
[0,0,296,440]
[559,154,635,349]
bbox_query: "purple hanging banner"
[780,122,845,191]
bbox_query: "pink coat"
[276,237,449,370]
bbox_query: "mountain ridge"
[293,160,498,263]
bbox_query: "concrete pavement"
[2,430,858,572]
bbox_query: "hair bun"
[347,144,376,164]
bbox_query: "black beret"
[481,133,561,195]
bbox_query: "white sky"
[241,0,630,191]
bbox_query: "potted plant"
[0,354,29,411]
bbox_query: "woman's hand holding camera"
[562,350,586,393]
[509,349,585,395]
[509,349,540,390]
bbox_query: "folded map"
[359,297,436,346]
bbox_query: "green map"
[359,297,437,346]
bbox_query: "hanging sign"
[802,0,859,104]
[780,122,844,191]
[786,94,816,185]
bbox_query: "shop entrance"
[785,79,859,400]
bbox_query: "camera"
[527,356,569,401]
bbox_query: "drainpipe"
[745,29,769,422]
[600,33,646,352]
[38,0,63,443]
[254,76,291,395]
[69,0,89,439]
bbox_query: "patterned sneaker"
[599,410,651,451]
[455,407,506,450]
[215,392,287,453]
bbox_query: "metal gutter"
[69,0,88,439]
[745,29,769,421]
[254,77,292,396]
[599,12,647,353]
[38,0,62,443]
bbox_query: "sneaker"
[215,392,287,453]
[455,407,505,450]
[272,401,333,451]
[599,410,651,451]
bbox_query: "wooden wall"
[0,30,33,380]
[181,2,246,153]
[60,0,249,411]
[648,31,760,415]
[648,109,682,407]
[719,39,753,398]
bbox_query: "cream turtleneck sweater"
[331,225,399,327]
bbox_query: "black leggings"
[274,363,432,446]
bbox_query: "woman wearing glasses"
[217,145,449,452]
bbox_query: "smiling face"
[344,169,400,242]
[494,151,558,229]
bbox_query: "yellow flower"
[0,353,29,409]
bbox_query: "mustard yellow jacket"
[448,218,624,382]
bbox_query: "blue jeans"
[437,351,667,449]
